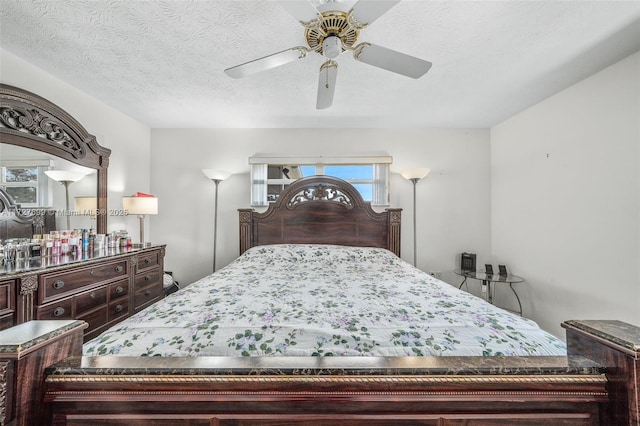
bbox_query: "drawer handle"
[115,304,124,313]
[90,292,96,299]
[53,280,65,290]
[144,259,151,264]
[145,275,151,281]
[115,286,124,294]
[114,265,124,273]
[90,269,95,276]
[145,290,151,296]
[53,307,65,317]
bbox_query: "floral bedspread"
[83,244,566,357]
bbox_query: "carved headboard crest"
[287,183,353,210]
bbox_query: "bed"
[82,242,566,358]
[82,176,568,360]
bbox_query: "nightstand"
[455,269,524,315]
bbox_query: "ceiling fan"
[224,0,432,109]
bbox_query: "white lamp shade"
[202,169,231,181]
[400,167,430,180]
[123,196,158,215]
[74,196,97,216]
[44,170,88,182]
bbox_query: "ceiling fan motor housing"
[305,11,359,58]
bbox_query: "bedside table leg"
[484,280,492,304]
[458,276,468,291]
[510,283,523,316]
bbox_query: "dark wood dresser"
[0,245,165,341]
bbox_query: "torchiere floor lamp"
[202,169,231,272]
[401,167,430,267]
[44,170,88,229]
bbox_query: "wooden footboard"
[0,321,630,425]
[2,319,637,425]
[45,356,606,425]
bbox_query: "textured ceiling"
[1,0,639,128]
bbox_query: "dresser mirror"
[0,84,111,238]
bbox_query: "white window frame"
[249,155,391,207]
[0,159,52,207]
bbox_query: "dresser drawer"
[134,268,161,291]
[0,280,15,318]
[0,279,15,330]
[134,283,163,310]
[109,279,129,300]
[37,298,73,320]
[75,286,107,316]
[108,298,129,322]
[136,251,160,272]
[40,259,128,303]
[77,305,108,334]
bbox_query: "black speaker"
[460,252,476,271]
[499,265,508,276]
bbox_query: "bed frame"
[0,87,638,425]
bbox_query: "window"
[250,156,391,207]
[0,160,52,207]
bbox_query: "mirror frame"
[0,84,111,234]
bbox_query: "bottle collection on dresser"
[0,229,135,268]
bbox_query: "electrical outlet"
[429,271,443,280]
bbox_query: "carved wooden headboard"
[239,176,401,256]
[0,187,56,239]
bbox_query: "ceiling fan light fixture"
[322,36,342,59]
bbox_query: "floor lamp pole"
[62,181,71,230]
[410,178,419,267]
[212,179,221,273]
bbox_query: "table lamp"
[122,193,158,246]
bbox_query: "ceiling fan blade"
[316,60,338,110]
[348,0,401,28]
[275,0,322,27]
[353,43,432,79]
[224,47,309,79]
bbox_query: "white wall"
[0,48,152,235]
[150,129,492,286]
[491,51,640,338]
